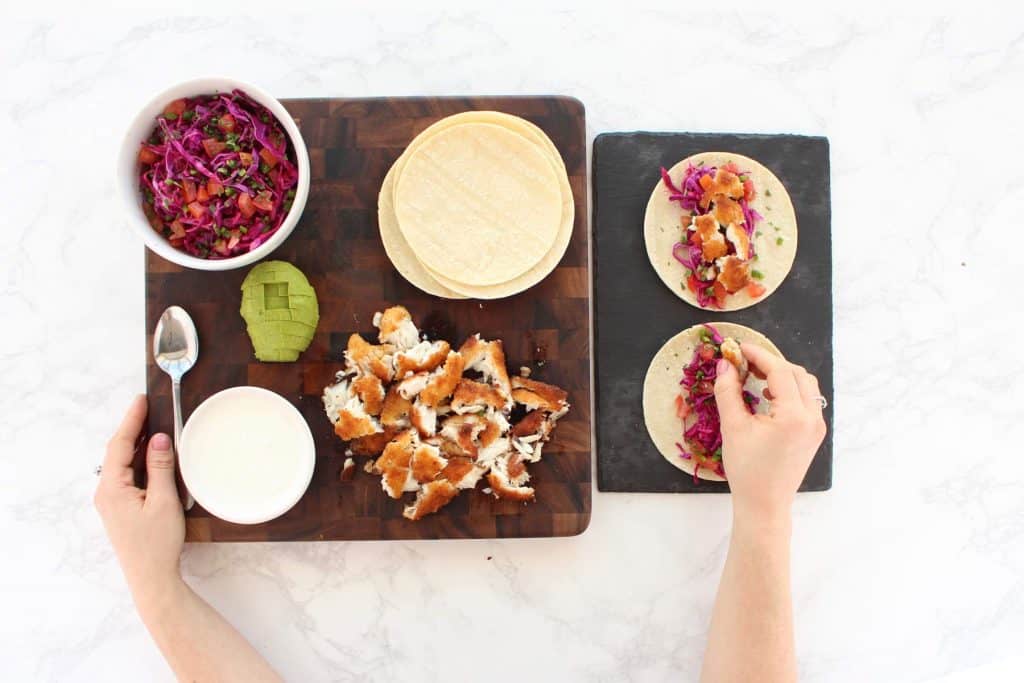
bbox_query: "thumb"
[144,433,179,505]
[714,359,751,433]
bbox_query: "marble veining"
[1,9,1023,682]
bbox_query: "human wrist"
[731,498,793,536]
[130,570,187,621]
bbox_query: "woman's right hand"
[713,343,827,523]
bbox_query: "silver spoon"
[153,305,199,510]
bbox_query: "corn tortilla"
[394,122,561,286]
[378,112,573,299]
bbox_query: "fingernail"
[716,359,730,375]
[151,433,171,451]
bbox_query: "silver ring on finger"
[814,395,828,410]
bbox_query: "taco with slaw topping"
[642,322,784,482]
[644,152,798,311]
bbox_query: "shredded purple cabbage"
[676,324,759,482]
[137,89,299,259]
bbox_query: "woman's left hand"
[94,395,185,605]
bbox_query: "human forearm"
[135,577,282,683]
[700,508,796,683]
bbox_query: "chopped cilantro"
[751,270,764,280]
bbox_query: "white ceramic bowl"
[117,77,310,271]
[179,386,315,525]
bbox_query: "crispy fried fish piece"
[487,470,535,502]
[699,168,744,208]
[403,480,459,520]
[720,337,749,381]
[459,335,512,401]
[348,427,401,457]
[438,414,486,458]
[376,305,420,350]
[410,400,437,438]
[511,376,569,412]
[711,195,744,227]
[352,374,385,415]
[334,399,382,441]
[451,379,507,414]
[716,255,751,293]
[374,429,418,498]
[420,351,465,407]
[511,409,547,438]
[693,214,728,262]
[411,442,447,483]
[380,385,412,428]
[346,334,395,382]
[724,223,751,261]
[394,340,450,378]
[440,456,485,489]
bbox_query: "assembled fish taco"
[644,152,797,311]
[642,322,783,481]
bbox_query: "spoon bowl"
[154,306,199,380]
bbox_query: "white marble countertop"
[3,9,1023,682]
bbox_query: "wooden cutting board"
[143,96,591,542]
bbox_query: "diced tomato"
[163,99,187,117]
[722,161,740,174]
[138,147,160,164]
[712,280,729,308]
[699,174,713,190]
[218,113,236,133]
[202,138,227,157]
[743,178,756,202]
[182,179,197,203]
[213,239,229,256]
[675,394,691,419]
[698,343,717,362]
[169,220,187,239]
[252,190,274,212]
[169,237,184,248]
[746,282,766,298]
[237,192,255,218]
[268,168,281,187]
[686,274,700,294]
[206,179,223,196]
[259,147,279,169]
[186,201,206,219]
[196,186,210,202]
[239,152,253,167]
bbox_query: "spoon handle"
[171,379,195,510]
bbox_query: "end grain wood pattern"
[143,96,591,542]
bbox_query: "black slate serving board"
[592,132,833,493]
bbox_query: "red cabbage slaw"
[660,163,763,308]
[138,89,299,259]
[675,324,759,482]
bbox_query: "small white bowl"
[179,386,315,525]
[117,77,310,271]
